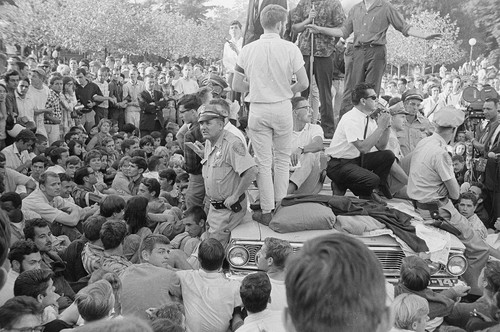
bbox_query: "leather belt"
[355,43,383,48]
[414,198,449,211]
[210,193,245,210]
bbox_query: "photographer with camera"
[465,97,500,158]
[325,83,395,205]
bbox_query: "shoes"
[252,211,273,226]
[359,192,387,206]
[379,184,393,199]
[250,203,261,211]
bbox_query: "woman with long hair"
[60,76,78,133]
[123,196,152,263]
[68,139,86,160]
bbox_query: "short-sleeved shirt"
[408,133,455,203]
[397,113,433,156]
[236,33,304,103]
[387,129,404,161]
[292,123,324,149]
[174,78,199,95]
[120,263,181,320]
[176,269,242,332]
[202,130,256,201]
[292,0,345,57]
[341,0,411,46]
[326,107,377,159]
[22,188,82,223]
[122,80,145,110]
[4,168,30,192]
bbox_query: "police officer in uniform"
[408,106,489,297]
[199,104,257,245]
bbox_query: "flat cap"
[389,101,410,116]
[198,104,228,122]
[402,89,423,102]
[31,68,46,77]
[433,106,465,128]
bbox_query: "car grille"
[241,243,405,273]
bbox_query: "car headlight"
[227,246,249,267]
[446,255,467,276]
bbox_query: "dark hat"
[389,102,410,116]
[37,60,50,68]
[433,106,465,128]
[402,89,423,102]
[198,105,228,122]
[31,68,46,77]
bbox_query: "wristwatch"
[299,146,305,154]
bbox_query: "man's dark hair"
[139,135,154,148]
[198,238,225,271]
[49,147,68,165]
[184,206,206,224]
[32,155,48,167]
[3,69,20,83]
[291,96,307,110]
[122,123,136,136]
[286,233,387,332]
[59,173,73,183]
[149,301,185,325]
[452,155,464,163]
[76,68,87,77]
[140,178,159,197]
[177,93,201,111]
[74,166,92,185]
[0,192,22,209]
[159,168,177,184]
[459,192,478,206]
[148,155,162,172]
[485,97,499,105]
[240,272,271,313]
[23,219,50,241]
[352,83,375,105]
[0,296,43,329]
[100,221,128,250]
[470,181,485,200]
[14,269,54,299]
[83,216,108,242]
[130,149,147,158]
[484,261,500,294]
[100,195,126,218]
[139,234,170,262]
[8,240,39,265]
[130,156,147,173]
[64,131,80,142]
[400,256,430,292]
[16,129,37,143]
[121,138,136,154]
[230,20,242,29]
[263,237,293,270]
[151,131,162,140]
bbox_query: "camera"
[463,86,499,120]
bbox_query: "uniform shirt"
[292,0,345,57]
[238,309,287,332]
[397,113,433,156]
[341,0,411,46]
[326,107,377,159]
[1,143,31,170]
[236,33,304,103]
[177,269,242,332]
[120,263,181,320]
[408,133,455,203]
[202,130,256,201]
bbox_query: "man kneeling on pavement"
[408,106,489,297]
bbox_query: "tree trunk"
[397,65,401,77]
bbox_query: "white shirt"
[94,80,109,108]
[174,78,199,95]
[238,309,287,332]
[292,123,324,149]
[326,107,377,159]
[1,143,31,170]
[223,37,243,73]
[268,278,287,311]
[16,91,36,121]
[0,269,19,306]
[176,269,242,332]
[237,33,304,103]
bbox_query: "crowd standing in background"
[1,0,500,332]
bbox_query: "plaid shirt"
[81,242,105,274]
[44,89,63,124]
[293,0,345,57]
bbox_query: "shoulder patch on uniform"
[232,141,246,156]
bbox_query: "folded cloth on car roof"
[282,194,429,252]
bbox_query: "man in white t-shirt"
[174,63,199,98]
[233,5,308,225]
[288,96,324,195]
[27,69,52,139]
[255,237,292,312]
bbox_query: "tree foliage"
[0,0,226,59]
[386,11,464,72]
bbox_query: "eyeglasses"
[1,326,45,332]
[365,95,378,100]
[293,106,312,112]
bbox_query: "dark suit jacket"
[138,90,167,131]
[243,0,287,46]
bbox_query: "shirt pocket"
[368,14,385,33]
